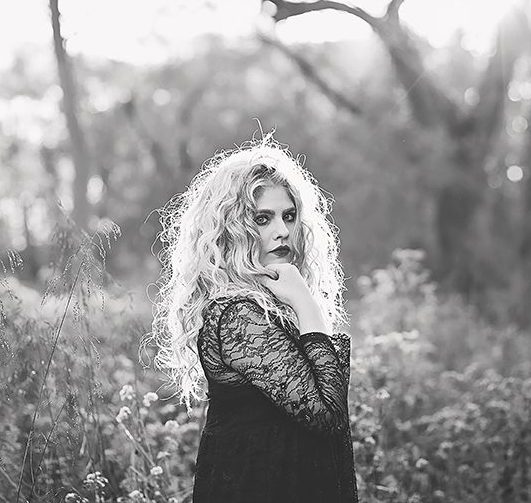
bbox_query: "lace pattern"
[194,296,359,502]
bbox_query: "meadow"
[2,221,530,502]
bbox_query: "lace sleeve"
[328,332,351,386]
[217,299,349,433]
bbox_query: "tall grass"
[2,218,531,502]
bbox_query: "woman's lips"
[271,248,290,257]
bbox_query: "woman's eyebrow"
[254,207,296,215]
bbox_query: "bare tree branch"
[386,0,406,21]
[260,34,362,116]
[379,23,460,128]
[263,0,377,26]
[262,0,457,127]
[264,0,529,138]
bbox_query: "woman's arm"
[328,332,351,386]
[291,295,331,336]
[217,299,348,433]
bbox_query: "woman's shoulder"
[206,295,259,315]
[206,294,283,326]
[200,295,261,334]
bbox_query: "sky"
[0,0,526,68]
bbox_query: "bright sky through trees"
[0,0,524,68]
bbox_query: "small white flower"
[376,388,390,401]
[128,490,145,502]
[150,465,163,476]
[164,419,178,429]
[415,457,429,470]
[119,384,135,401]
[115,406,132,423]
[142,392,158,407]
[156,450,171,460]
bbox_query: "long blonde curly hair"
[145,134,349,412]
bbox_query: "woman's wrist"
[293,295,331,336]
[290,290,315,315]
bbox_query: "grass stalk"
[28,398,67,497]
[16,261,84,502]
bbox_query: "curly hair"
[143,134,349,412]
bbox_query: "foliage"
[348,249,531,502]
[0,34,464,283]
[0,216,200,502]
[2,211,531,502]
[4,32,531,321]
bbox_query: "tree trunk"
[517,100,531,326]
[49,0,92,230]
[435,7,529,295]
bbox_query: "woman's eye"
[255,212,295,225]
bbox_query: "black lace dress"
[192,296,359,503]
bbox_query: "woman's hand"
[257,263,313,311]
[258,263,331,335]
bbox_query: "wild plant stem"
[86,340,108,476]
[28,398,67,497]
[119,424,154,466]
[16,260,84,503]
[0,465,18,490]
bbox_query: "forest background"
[2,0,531,501]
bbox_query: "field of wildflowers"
[1,221,531,502]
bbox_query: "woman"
[150,135,359,502]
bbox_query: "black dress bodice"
[192,296,359,503]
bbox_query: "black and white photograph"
[2,1,531,502]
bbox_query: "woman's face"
[254,185,297,267]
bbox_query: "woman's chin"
[266,255,290,265]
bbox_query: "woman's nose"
[273,217,289,238]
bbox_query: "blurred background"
[2,0,531,502]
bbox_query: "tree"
[262,0,531,296]
[49,0,92,230]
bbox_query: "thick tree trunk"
[49,0,91,230]
[433,169,484,294]
[517,102,531,326]
[371,18,460,129]
[436,8,529,294]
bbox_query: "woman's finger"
[258,271,278,282]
